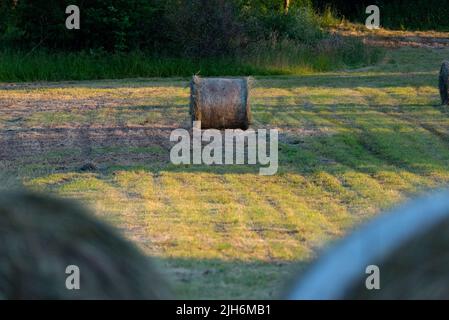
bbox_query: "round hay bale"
[190,76,252,130]
[439,61,449,105]
[287,190,449,299]
[0,191,170,299]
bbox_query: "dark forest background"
[314,0,449,31]
[1,0,447,54]
[0,0,446,81]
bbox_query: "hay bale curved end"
[0,191,170,299]
[190,76,252,130]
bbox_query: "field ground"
[2,30,449,298]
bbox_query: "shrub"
[316,35,383,67]
[163,0,245,57]
[312,0,449,31]
[242,3,323,45]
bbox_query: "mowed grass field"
[2,42,449,298]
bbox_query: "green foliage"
[0,37,383,82]
[0,0,162,52]
[0,0,384,81]
[0,0,74,49]
[0,0,325,54]
[318,36,384,67]
[243,5,324,45]
[313,0,449,31]
[318,6,342,27]
[80,0,162,52]
[163,0,245,57]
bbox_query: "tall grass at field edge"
[0,41,384,82]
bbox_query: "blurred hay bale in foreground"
[0,191,169,299]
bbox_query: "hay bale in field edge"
[0,191,170,299]
[190,76,252,130]
[439,61,449,105]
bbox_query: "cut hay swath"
[287,189,449,299]
[190,76,252,130]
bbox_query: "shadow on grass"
[254,72,438,89]
[3,99,449,179]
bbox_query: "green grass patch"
[0,42,384,82]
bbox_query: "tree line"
[1,0,444,57]
[0,0,319,55]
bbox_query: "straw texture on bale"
[190,76,252,129]
[0,191,170,299]
[439,61,449,105]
